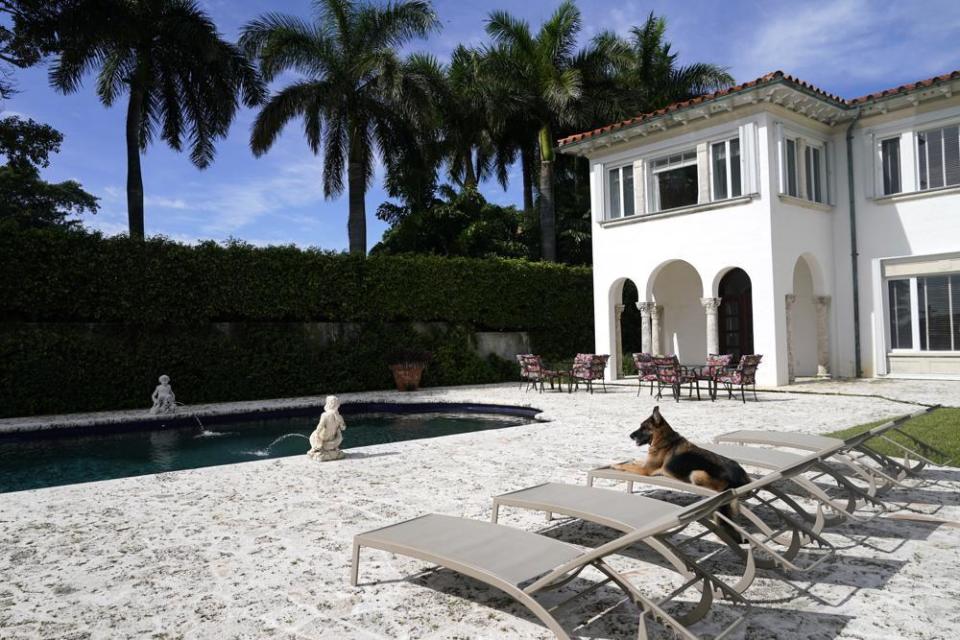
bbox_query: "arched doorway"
[619,280,642,376]
[718,268,753,360]
[651,260,705,360]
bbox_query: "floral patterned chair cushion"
[653,355,696,384]
[571,353,609,380]
[699,353,734,380]
[717,354,763,385]
[633,353,658,381]
[517,354,559,381]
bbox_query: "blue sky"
[4,0,960,250]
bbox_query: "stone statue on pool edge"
[308,395,347,461]
[149,374,176,415]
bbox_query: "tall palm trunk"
[463,149,478,189]
[347,136,367,255]
[520,142,534,212]
[125,86,145,241]
[538,124,556,262]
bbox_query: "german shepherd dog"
[612,406,751,499]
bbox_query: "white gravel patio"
[1,379,959,639]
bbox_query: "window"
[784,138,798,197]
[607,164,635,218]
[711,137,741,201]
[651,150,698,212]
[880,137,901,195]
[886,273,960,352]
[888,279,912,349]
[781,133,828,203]
[804,145,824,203]
[918,125,960,191]
[918,275,958,351]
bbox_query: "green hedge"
[0,227,594,417]
[0,227,592,330]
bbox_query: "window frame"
[885,273,960,354]
[878,135,902,196]
[648,148,698,213]
[709,136,742,202]
[605,163,636,220]
[916,123,960,192]
[778,124,830,205]
[803,141,826,203]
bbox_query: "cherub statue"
[149,375,176,415]
[308,395,347,461]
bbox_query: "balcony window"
[651,150,697,212]
[711,137,741,201]
[607,164,635,219]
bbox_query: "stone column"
[637,302,653,354]
[614,303,626,379]
[651,305,663,356]
[814,295,831,378]
[785,294,797,383]
[700,297,721,357]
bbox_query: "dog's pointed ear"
[652,406,662,424]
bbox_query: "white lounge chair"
[352,491,750,640]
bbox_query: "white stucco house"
[558,70,960,386]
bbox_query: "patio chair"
[570,353,609,393]
[654,355,700,402]
[352,490,750,640]
[697,354,733,401]
[716,354,762,403]
[714,405,945,488]
[632,352,658,396]
[516,354,561,393]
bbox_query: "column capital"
[814,295,831,307]
[637,301,656,314]
[785,293,797,308]
[700,297,721,311]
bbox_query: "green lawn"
[827,407,960,467]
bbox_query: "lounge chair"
[633,352,658,396]
[499,455,835,585]
[713,406,944,487]
[352,491,750,640]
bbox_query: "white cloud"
[735,0,960,86]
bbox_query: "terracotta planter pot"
[389,363,426,391]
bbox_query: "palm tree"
[47,0,263,240]
[484,1,594,262]
[606,13,733,116]
[241,0,438,255]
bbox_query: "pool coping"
[0,394,545,440]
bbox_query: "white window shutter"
[899,130,917,192]
[738,121,759,195]
[796,139,808,200]
[824,140,833,204]
[696,142,710,203]
[862,132,875,199]
[633,159,645,215]
[775,122,785,195]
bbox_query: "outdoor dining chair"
[570,353,609,393]
[698,354,733,400]
[654,355,700,402]
[632,352,658,396]
[716,354,762,403]
[516,354,562,393]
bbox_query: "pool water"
[0,412,531,493]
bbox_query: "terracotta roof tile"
[558,68,960,148]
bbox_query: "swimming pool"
[0,403,537,493]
